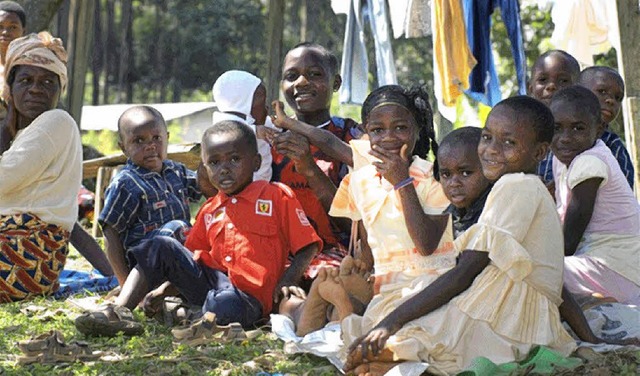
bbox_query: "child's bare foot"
[295,268,333,336]
[344,345,396,373]
[352,361,401,376]
[339,256,374,308]
[316,268,354,322]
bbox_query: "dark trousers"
[128,236,262,327]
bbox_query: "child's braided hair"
[361,85,439,175]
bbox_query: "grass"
[1,248,638,375]
[0,248,336,375]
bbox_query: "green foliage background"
[83,1,625,156]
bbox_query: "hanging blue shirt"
[462,0,527,106]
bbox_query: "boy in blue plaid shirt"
[99,106,202,285]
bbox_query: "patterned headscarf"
[2,32,68,102]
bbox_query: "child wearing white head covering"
[212,70,274,181]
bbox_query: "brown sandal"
[17,331,102,365]
[171,312,246,346]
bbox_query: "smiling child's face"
[550,101,600,166]
[580,71,624,125]
[528,54,576,106]
[478,106,547,181]
[281,47,338,119]
[438,144,491,209]
[365,104,419,157]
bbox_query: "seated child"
[99,106,201,285]
[211,70,273,181]
[577,66,635,189]
[76,121,322,336]
[440,126,636,347]
[342,96,576,376]
[279,85,454,336]
[549,86,640,306]
[271,42,362,282]
[528,50,581,182]
[438,128,493,239]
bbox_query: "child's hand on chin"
[370,144,411,186]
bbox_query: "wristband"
[394,177,414,190]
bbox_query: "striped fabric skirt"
[0,213,69,303]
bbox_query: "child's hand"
[369,144,411,186]
[273,284,306,305]
[273,131,317,176]
[271,100,299,131]
[344,318,400,371]
[256,124,279,145]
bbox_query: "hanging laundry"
[406,0,432,38]
[462,0,527,106]
[389,0,432,39]
[432,0,476,107]
[389,0,412,38]
[338,0,398,105]
[550,0,620,66]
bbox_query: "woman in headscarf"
[0,32,82,303]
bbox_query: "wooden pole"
[266,0,285,103]
[65,0,95,125]
[616,0,640,196]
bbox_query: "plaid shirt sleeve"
[602,132,635,189]
[98,175,140,233]
[537,151,554,183]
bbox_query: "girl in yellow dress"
[342,96,577,375]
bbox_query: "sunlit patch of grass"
[0,290,335,375]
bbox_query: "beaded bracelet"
[394,177,414,190]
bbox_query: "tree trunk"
[116,0,133,103]
[103,0,115,104]
[65,0,95,124]
[92,0,103,105]
[21,0,65,32]
[266,0,285,103]
[616,0,640,194]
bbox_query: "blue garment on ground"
[462,0,527,106]
[54,269,118,299]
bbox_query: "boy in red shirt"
[76,120,321,336]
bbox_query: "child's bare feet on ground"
[295,268,333,336]
[339,255,374,308]
[344,346,396,374]
[316,268,355,322]
[351,361,401,376]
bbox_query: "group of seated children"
[74,42,639,375]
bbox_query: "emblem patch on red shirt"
[296,208,310,226]
[256,199,272,216]
[204,207,226,230]
[152,200,167,210]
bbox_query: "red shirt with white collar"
[184,180,322,314]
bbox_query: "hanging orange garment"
[433,0,477,106]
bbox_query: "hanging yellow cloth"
[433,0,477,106]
